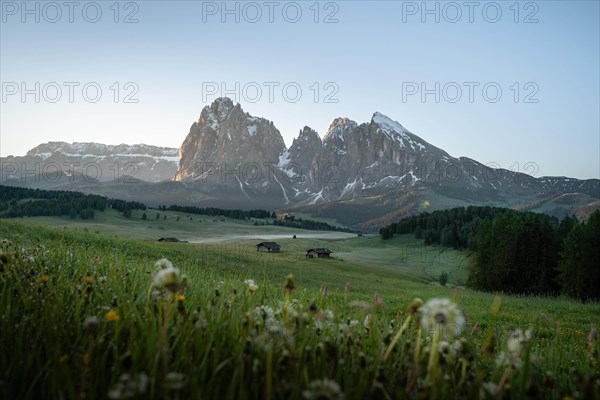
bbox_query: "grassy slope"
[9,212,600,334]
[1,214,599,399]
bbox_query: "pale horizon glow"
[1,1,598,179]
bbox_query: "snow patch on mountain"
[372,112,407,134]
[371,112,428,152]
[277,149,297,178]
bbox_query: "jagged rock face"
[2,142,178,183]
[309,113,457,203]
[173,98,599,209]
[282,126,322,187]
[3,97,598,227]
[175,98,286,185]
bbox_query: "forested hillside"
[380,206,600,300]
[0,185,145,219]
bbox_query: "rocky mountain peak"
[297,126,321,143]
[198,97,244,131]
[289,126,322,157]
[323,117,358,142]
[175,97,286,183]
[172,99,599,217]
[211,97,236,118]
[8,98,599,227]
[371,112,408,134]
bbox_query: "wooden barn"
[306,248,332,259]
[256,242,281,253]
[157,237,180,242]
[157,237,189,243]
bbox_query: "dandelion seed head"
[302,378,344,400]
[152,267,181,291]
[83,316,100,335]
[245,279,258,293]
[164,372,186,390]
[154,258,174,270]
[419,298,465,340]
[108,373,148,399]
[507,328,532,355]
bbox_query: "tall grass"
[0,220,598,399]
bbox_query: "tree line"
[272,215,356,233]
[163,204,276,220]
[378,206,511,248]
[0,185,146,219]
[162,204,354,233]
[379,206,600,300]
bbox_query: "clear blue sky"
[1,0,598,179]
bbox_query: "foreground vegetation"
[1,219,599,399]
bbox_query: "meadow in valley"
[0,211,599,399]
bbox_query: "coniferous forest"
[0,185,146,219]
[379,206,600,300]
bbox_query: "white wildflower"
[507,328,532,355]
[151,259,186,299]
[245,279,258,293]
[154,258,174,270]
[153,267,181,290]
[419,298,465,340]
[314,320,324,331]
[163,372,186,390]
[108,373,149,399]
[260,305,274,320]
[303,378,344,400]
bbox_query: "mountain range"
[2,97,598,230]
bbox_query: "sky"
[1,0,599,179]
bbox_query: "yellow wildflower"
[105,309,120,322]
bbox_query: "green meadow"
[0,211,598,399]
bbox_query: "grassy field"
[1,213,599,399]
[25,209,471,285]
